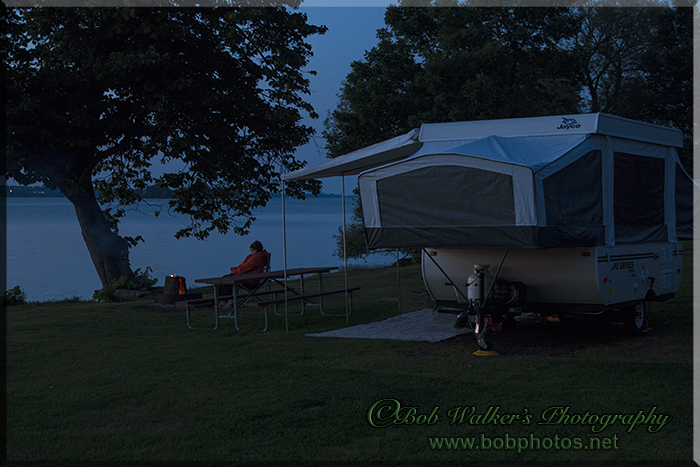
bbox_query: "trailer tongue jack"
[467,265,498,355]
[422,247,505,355]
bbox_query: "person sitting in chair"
[229,240,269,279]
[219,241,270,306]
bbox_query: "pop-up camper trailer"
[283,113,696,349]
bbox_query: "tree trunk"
[66,181,134,289]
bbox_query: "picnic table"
[183,267,359,331]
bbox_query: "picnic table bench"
[178,288,286,309]
[185,267,358,331]
[243,287,361,315]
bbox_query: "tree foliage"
[7,7,326,287]
[571,6,693,168]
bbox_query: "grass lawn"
[6,245,694,462]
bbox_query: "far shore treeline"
[4,184,173,198]
[3,184,347,199]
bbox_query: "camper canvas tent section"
[357,113,687,250]
[282,113,700,248]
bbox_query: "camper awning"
[281,129,422,180]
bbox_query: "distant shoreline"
[4,186,64,197]
[3,185,353,199]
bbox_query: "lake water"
[6,196,395,302]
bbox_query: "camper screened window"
[543,150,604,227]
[675,162,694,240]
[376,165,516,227]
[613,152,666,243]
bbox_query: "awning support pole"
[281,178,288,335]
[396,248,401,313]
[342,175,349,325]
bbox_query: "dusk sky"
[295,6,389,194]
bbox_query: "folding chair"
[224,253,279,331]
[235,252,272,306]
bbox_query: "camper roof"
[419,113,683,147]
[282,113,683,181]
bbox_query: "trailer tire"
[501,314,518,332]
[622,302,646,335]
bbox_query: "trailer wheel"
[501,314,518,332]
[622,302,646,335]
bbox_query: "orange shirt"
[230,250,269,276]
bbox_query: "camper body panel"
[422,242,683,313]
[597,243,683,306]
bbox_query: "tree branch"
[79,137,133,187]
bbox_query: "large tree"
[7,7,326,288]
[572,6,693,169]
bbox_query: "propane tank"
[468,265,493,305]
